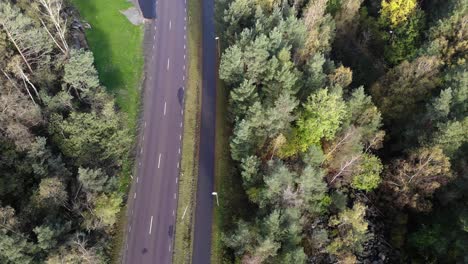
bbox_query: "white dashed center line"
[149,216,153,234]
[167,58,170,70]
[158,153,162,168]
[164,101,167,116]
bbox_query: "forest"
[0,0,132,262]
[216,0,467,263]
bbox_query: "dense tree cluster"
[217,0,466,263]
[0,1,132,263]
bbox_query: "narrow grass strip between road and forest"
[211,65,249,264]
[210,33,251,264]
[173,0,203,262]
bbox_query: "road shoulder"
[172,0,203,262]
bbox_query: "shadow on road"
[177,87,185,105]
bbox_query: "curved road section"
[192,0,217,263]
[123,0,188,263]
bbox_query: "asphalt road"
[192,0,217,262]
[123,0,188,263]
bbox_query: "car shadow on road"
[177,87,184,106]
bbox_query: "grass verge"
[70,0,144,124]
[211,75,232,263]
[211,78,247,264]
[70,0,144,262]
[211,43,252,264]
[172,0,203,263]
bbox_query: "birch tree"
[0,2,53,73]
[35,0,68,54]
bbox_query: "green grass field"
[71,0,144,123]
[172,0,203,263]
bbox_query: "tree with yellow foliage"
[380,0,417,28]
[379,0,417,27]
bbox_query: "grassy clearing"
[70,0,144,262]
[70,0,144,124]
[172,0,203,263]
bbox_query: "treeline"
[217,0,467,263]
[0,0,132,263]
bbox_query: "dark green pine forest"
[217,0,467,263]
[0,0,133,262]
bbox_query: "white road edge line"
[136,177,139,183]
[158,153,162,168]
[174,193,177,199]
[134,192,136,199]
[149,216,153,234]
[176,177,178,183]
[177,162,179,168]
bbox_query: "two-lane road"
[123,0,187,263]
